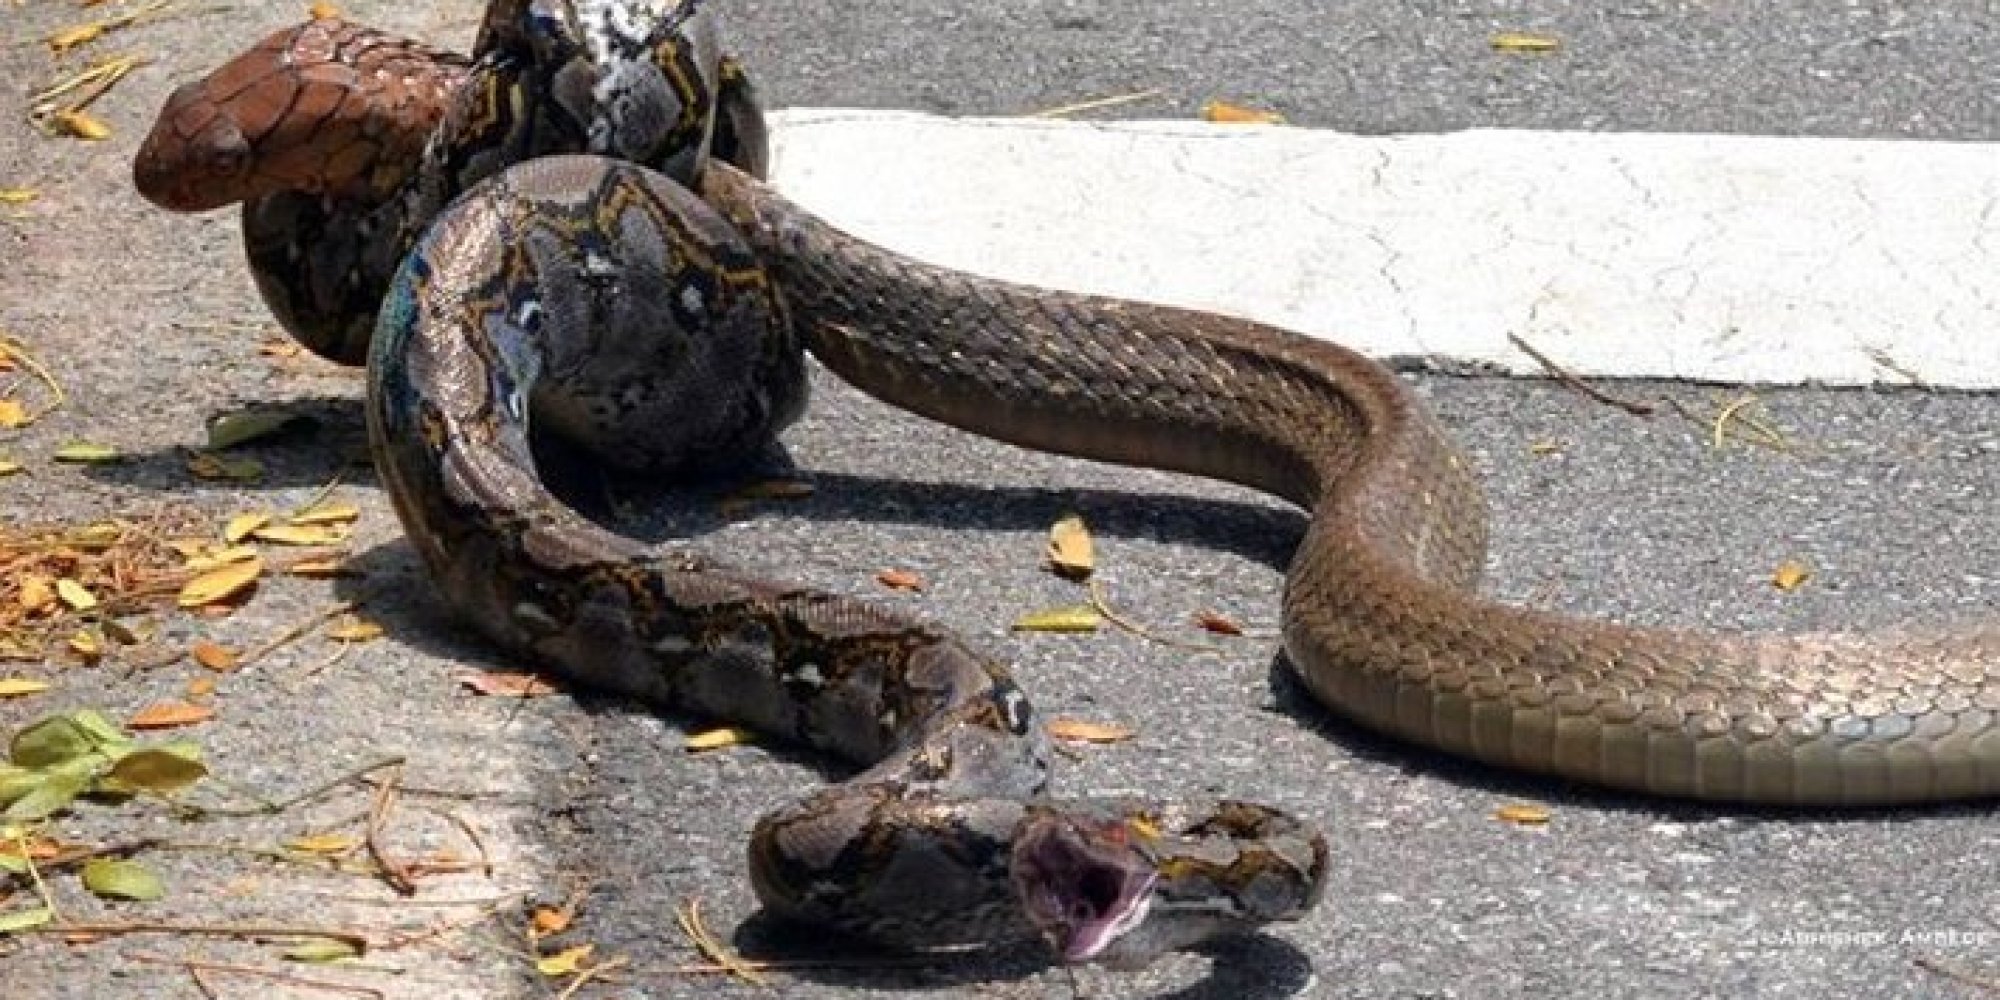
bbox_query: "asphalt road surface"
[0,2,1993,999]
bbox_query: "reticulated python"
[135,0,1998,965]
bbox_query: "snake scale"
[135,0,1997,965]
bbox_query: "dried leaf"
[66,630,101,661]
[126,701,214,731]
[18,576,55,613]
[251,523,349,547]
[1772,560,1811,592]
[289,503,359,526]
[185,676,215,698]
[536,943,594,977]
[325,617,382,642]
[55,578,96,612]
[103,748,207,794]
[0,906,55,933]
[1045,514,1095,580]
[285,554,351,578]
[0,678,50,698]
[1193,611,1243,636]
[875,568,926,592]
[0,400,29,429]
[1494,802,1553,825]
[186,451,265,483]
[308,1,343,20]
[284,832,358,854]
[1011,604,1102,633]
[1528,439,1564,456]
[46,23,105,53]
[1047,718,1135,743]
[206,408,304,450]
[82,858,165,900]
[185,544,259,573]
[684,726,754,752]
[0,188,38,206]
[50,110,111,141]
[285,937,362,963]
[189,640,238,672]
[1200,99,1285,125]
[1491,31,1561,53]
[456,670,559,698]
[529,903,575,939]
[0,460,22,477]
[52,442,121,464]
[177,555,263,607]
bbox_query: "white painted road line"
[765,110,2000,389]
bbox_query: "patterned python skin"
[135,0,1326,963]
[137,0,2000,956]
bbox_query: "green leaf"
[0,765,43,806]
[0,852,27,875]
[51,442,123,464]
[70,709,131,750]
[3,767,88,821]
[0,906,54,933]
[81,858,164,901]
[283,937,363,963]
[101,748,208,795]
[10,716,94,768]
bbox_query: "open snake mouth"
[1011,815,1159,963]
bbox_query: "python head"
[1011,801,1329,966]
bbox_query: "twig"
[187,962,222,1000]
[670,955,938,975]
[12,830,60,922]
[190,755,405,818]
[1086,580,1227,655]
[424,805,493,878]
[123,951,384,999]
[234,600,358,673]
[19,921,370,953]
[1028,88,1165,119]
[0,333,67,422]
[373,895,519,952]
[1506,333,1656,416]
[364,765,418,896]
[675,898,766,986]
[555,955,631,1000]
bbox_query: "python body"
[134,0,1998,964]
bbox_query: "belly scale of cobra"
[135,0,1998,963]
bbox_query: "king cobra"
[136,0,1996,964]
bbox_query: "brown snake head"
[133,18,467,212]
[1012,801,1329,965]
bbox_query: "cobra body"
[136,0,1999,958]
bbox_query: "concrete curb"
[765,109,2000,389]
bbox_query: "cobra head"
[1010,801,1328,967]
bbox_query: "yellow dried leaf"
[289,503,360,526]
[1045,514,1095,580]
[128,701,214,730]
[52,442,120,463]
[325,617,382,642]
[285,555,351,578]
[0,188,38,205]
[205,409,305,450]
[184,545,260,574]
[876,568,926,592]
[536,943,594,977]
[189,640,238,672]
[1772,560,1811,592]
[0,399,30,429]
[251,523,348,546]
[18,576,56,613]
[46,23,105,53]
[308,1,342,20]
[1200,99,1285,125]
[455,670,559,698]
[67,630,101,660]
[1528,439,1564,456]
[55,578,96,612]
[284,832,357,854]
[51,110,111,141]
[1494,802,1553,825]
[1047,718,1135,743]
[222,513,272,544]
[1011,604,1102,633]
[0,678,51,698]
[185,675,216,698]
[1491,31,1561,53]
[177,555,264,607]
[0,459,22,477]
[258,338,303,359]
[69,522,123,549]
[684,726,754,752]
